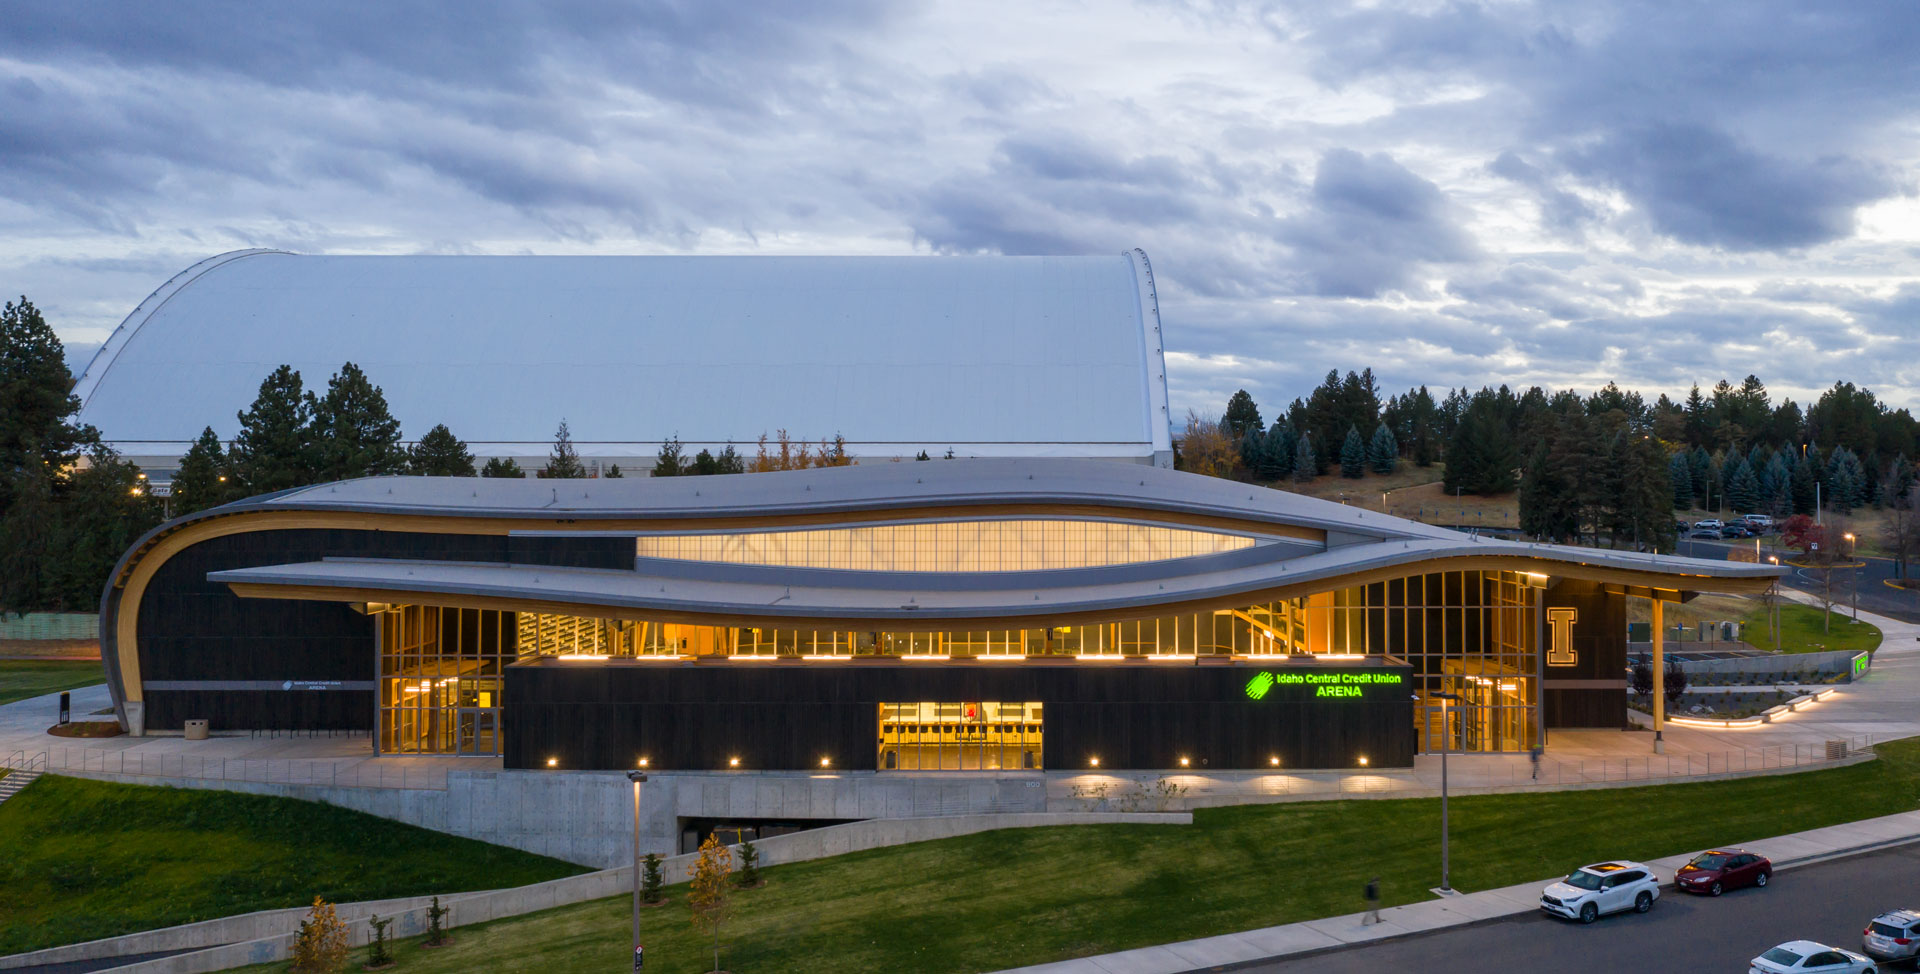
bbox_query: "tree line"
[1183,369,1920,553]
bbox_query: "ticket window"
[876,702,1043,770]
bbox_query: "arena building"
[100,460,1782,771]
[71,250,1176,472]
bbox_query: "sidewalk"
[987,809,1920,974]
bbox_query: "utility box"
[1627,622,1650,642]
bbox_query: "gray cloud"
[1275,149,1477,297]
[1,0,1916,423]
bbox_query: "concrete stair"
[0,769,40,805]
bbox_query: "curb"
[1167,831,1920,973]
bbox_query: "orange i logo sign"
[1546,607,1578,666]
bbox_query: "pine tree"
[1292,431,1317,482]
[408,423,475,476]
[1221,389,1263,439]
[604,464,623,478]
[174,427,235,514]
[309,362,406,480]
[652,436,688,477]
[1726,459,1760,513]
[230,365,316,494]
[716,444,745,474]
[1764,453,1792,514]
[690,449,719,475]
[540,420,587,479]
[0,296,86,514]
[1668,452,1692,511]
[1261,426,1296,481]
[1790,459,1817,515]
[1688,446,1712,508]
[479,457,525,478]
[1367,423,1398,475]
[1238,428,1264,472]
[1339,425,1366,478]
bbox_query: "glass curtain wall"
[377,605,513,755]
[636,519,1260,571]
[877,701,1043,770]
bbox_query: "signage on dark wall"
[1244,670,1405,701]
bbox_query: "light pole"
[626,770,648,971]
[1844,533,1858,621]
[1433,690,1462,895]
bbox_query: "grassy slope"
[1741,603,1883,655]
[0,659,106,706]
[0,775,587,954]
[240,739,1920,974]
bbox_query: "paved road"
[1679,537,1920,624]
[1244,844,1920,973]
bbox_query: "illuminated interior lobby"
[100,459,1783,772]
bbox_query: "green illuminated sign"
[1243,670,1403,701]
[1853,652,1869,678]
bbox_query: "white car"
[1750,940,1876,973]
[1696,518,1725,530]
[1539,861,1660,923]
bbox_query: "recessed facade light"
[546,757,557,767]
[728,756,740,768]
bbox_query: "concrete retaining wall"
[1,811,1186,974]
[53,768,1052,868]
[1630,646,1868,682]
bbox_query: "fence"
[1065,735,1877,809]
[0,612,98,640]
[32,746,453,791]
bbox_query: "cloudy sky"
[4,0,1918,419]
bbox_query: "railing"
[35,746,453,791]
[1061,736,1878,810]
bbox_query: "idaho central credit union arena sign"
[1244,670,1405,700]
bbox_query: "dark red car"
[1675,849,1772,896]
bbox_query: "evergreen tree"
[0,460,59,612]
[407,423,475,476]
[1221,390,1263,439]
[1409,386,1439,467]
[1764,453,1792,514]
[605,464,623,478]
[1668,452,1692,510]
[479,457,525,478]
[48,442,161,607]
[1261,426,1296,481]
[1237,428,1263,471]
[1687,446,1712,508]
[1789,459,1817,515]
[1726,459,1760,513]
[652,435,688,477]
[309,362,406,480]
[173,426,236,514]
[690,449,720,475]
[230,365,316,494]
[1825,448,1863,513]
[1367,423,1398,475]
[1611,431,1677,551]
[1339,425,1366,478]
[540,420,587,479]
[0,296,86,513]
[715,444,745,474]
[1292,431,1317,482]
[1442,393,1519,495]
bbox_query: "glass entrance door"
[455,708,499,755]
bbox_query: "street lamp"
[626,770,649,971]
[1433,690,1463,895]
[1844,533,1858,621]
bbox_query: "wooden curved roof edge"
[217,554,1769,635]
[102,500,1327,708]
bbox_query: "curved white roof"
[74,250,1175,466]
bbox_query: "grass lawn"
[0,775,588,955]
[241,738,1920,974]
[0,658,106,706]
[1738,602,1881,655]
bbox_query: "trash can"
[184,719,210,741]
[1826,739,1848,760]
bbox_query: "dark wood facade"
[134,528,631,730]
[1541,581,1630,729]
[504,658,1416,772]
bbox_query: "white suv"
[1541,861,1661,923]
[1695,518,1724,530]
